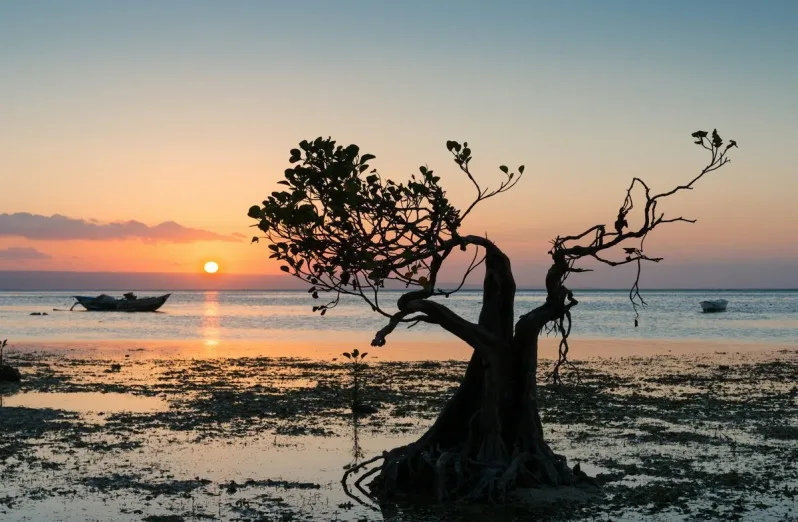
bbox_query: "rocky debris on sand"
[0,364,21,382]
[351,402,379,416]
[3,352,798,522]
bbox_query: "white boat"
[700,299,728,313]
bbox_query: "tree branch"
[590,252,663,267]
[529,129,737,378]
[375,298,502,361]
[371,311,437,347]
[544,129,736,318]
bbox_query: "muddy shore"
[2,345,797,521]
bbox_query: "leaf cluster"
[249,137,518,316]
[342,348,367,362]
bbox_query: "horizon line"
[0,287,795,293]
[0,270,795,292]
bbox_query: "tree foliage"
[248,136,522,318]
[249,130,735,329]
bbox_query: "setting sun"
[204,261,219,274]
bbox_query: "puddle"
[1,392,166,413]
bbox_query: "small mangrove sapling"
[342,348,368,411]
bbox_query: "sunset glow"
[1,4,797,520]
[0,2,795,287]
[204,261,219,274]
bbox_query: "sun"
[204,261,219,274]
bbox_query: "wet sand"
[1,339,797,521]
[6,336,793,361]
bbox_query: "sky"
[0,0,796,288]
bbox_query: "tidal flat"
[2,346,798,521]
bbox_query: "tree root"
[341,454,384,508]
[365,442,595,504]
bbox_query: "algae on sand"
[1,348,798,521]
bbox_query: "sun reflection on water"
[201,291,220,351]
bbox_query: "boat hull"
[73,294,171,312]
[700,299,728,313]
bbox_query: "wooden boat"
[70,293,171,312]
[700,299,728,313]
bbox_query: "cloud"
[0,246,51,260]
[0,213,242,243]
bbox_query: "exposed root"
[498,452,530,498]
[546,296,583,385]
[367,442,592,504]
[434,451,459,502]
[341,454,383,508]
[354,466,381,502]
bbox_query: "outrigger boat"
[70,292,171,312]
[699,299,728,313]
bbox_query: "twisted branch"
[542,129,736,377]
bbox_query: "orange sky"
[1,2,796,287]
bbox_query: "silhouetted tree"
[248,130,737,502]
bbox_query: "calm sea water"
[0,290,796,345]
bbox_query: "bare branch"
[437,245,486,298]
[371,310,436,347]
[546,130,736,311]
[533,128,737,375]
[375,297,502,361]
[655,216,696,225]
[590,253,663,267]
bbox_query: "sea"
[1,290,796,347]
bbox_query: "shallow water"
[1,290,797,349]
[3,392,165,413]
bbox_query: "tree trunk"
[368,251,583,502]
